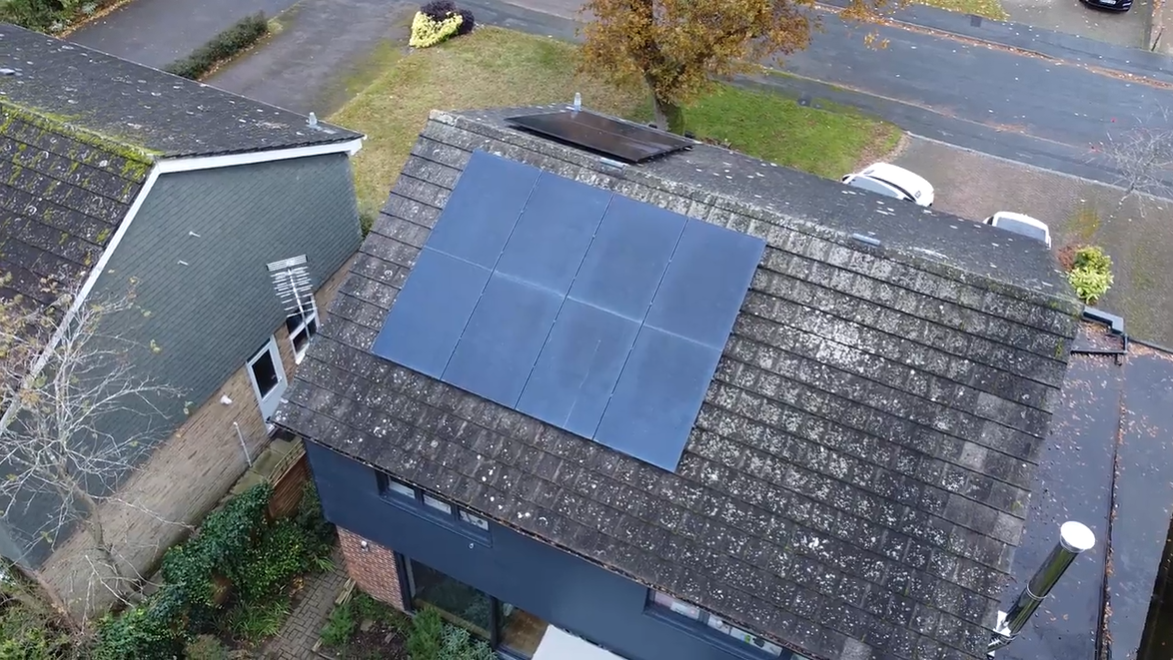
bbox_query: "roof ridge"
[1,99,158,168]
[429,110,1083,319]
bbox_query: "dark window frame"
[375,471,491,543]
[645,590,792,660]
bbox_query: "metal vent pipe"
[988,521,1096,656]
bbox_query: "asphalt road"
[460,0,1173,191]
[778,10,1170,159]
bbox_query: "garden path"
[263,546,347,660]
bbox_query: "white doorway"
[246,336,287,422]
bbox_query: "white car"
[841,162,935,208]
[984,212,1052,248]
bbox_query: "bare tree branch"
[1096,105,1173,208]
[0,282,183,629]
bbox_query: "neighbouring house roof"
[276,106,1084,660]
[0,23,360,159]
[1005,320,1173,660]
[0,21,360,329]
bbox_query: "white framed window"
[285,298,319,363]
[458,509,489,531]
[422,494,453,515]
[377,473,416,500]
[247,336,287,422]
[649,591,782,657]
[653,591,701,620]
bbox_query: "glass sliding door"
[406,559,493,639]
[497,601,549,659]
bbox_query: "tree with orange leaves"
[579,0,885,134]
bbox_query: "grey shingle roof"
[276,108,1083,660]
[0,23,359,158]
[0,105,145,307]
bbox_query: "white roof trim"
[154,138,364,174]
[0,137,364,430]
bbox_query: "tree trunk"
[652,94,686,135]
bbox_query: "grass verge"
[330,26,902,217]
[913,0,1009,21]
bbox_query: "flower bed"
[409,1,475,48]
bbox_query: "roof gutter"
[0,137,364,431]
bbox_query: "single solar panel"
[426,151,542,268]
[443,273,563,408]
[496,173,611,294]
[568,195,686,320]
[370,249,491,378]
[593,327,723,471]
[645,219,766,348]
[516,299,640,437]
[506,110,693,164]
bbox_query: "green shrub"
[439,625,496,660]
[318,600,355,649]
[163,13,269,80]
[1067,245,1113,305]
[0,0,108,32]
[231,518,310,603]
[0,601,74,660]
[405,607,444,660]
[90,599,184,660]
[93,483,274,658]
[219,595,290,644]
[183,634,230,660]
[293,482,336,561]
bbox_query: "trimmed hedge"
[163,12,269,80]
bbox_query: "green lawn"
[914,0,1008,21]
[330,27,902,217]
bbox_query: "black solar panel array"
[371,150,764,471]
[506,110,693,163]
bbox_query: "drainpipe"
[988,521,1096,656]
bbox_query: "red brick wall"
[339,527,406,611]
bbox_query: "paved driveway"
[69,0,299,69]
[892,135,1173,344]
[207,0,413,115]
[999,0,1151,48]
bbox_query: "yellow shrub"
[409,11,463,48]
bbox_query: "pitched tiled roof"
[0,105,145,307]
[276,108,1083,660]
[0,24,359,158]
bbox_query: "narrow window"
[285,298,319,363]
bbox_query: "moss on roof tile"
[0,100,159,176]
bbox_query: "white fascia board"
[0,137,364,430]
[154,138,364,174]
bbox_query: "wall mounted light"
[360,540,369,552]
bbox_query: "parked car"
[984,212,1052,248]
[841,162,935,207]
[1080,0,1131,12]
